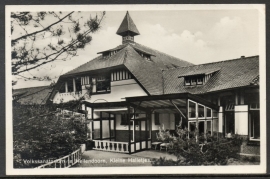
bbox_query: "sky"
[12,9,260,89]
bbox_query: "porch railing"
[93,140,129,153]
[35,148,81,169]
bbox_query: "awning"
[125,93,219,114]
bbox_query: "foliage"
[13,103,87,168]
[153,123,243,166]
[11,11,105,80]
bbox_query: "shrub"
[153,123,242,166]
[13,103,87,168]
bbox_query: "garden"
[13,101,87,168]
[151,122,258,166]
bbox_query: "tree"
[11,11,105,82]
[13,102,87,168]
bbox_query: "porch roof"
[83,93,218,115]
[125,93,219,113]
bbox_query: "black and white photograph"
[6,4,266,175]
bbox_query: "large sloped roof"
[13,85,53,105]
[163,56,259,94]
[116,11,140,36]
[62,42,193,95]
[63,42,193,77]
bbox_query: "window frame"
[249,104,260,141]
[188,121,197,138]
[206,107,212,118]
[188,100,197,119]
[198,104,205,119]
[95,75,111,94]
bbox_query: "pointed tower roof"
[116,11,140,36]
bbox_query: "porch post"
[91,107,94,139]
[109,113,111,141]
[100,112,102,140]
[186,97,189,128]
[73,78,76,92]
[128,105,131,154]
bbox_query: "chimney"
[241,56,245,59]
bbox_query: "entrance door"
[130,117,149,153]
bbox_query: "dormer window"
[179,68,220,87]
[197,77,203,85]
[134,49,154,62]
[185,76,204,86]
[185,78,191,86]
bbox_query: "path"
[72,150,177,167]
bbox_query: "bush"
[153,123,242,166]
[13,103,87,168]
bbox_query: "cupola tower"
[116,11,140,44]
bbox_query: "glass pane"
[213,110,218,118]
[206,108,212,118]
[102,112,109,118]
[110,120,114,137]
[198,121,205,135]
[93,121,100,139]
[213,119,218,132]
[189,122,196,138]
[225,112,235,134]
[67,79,73,92]
[198,105,205,118]
[189,101,196,118]
[206,121,212,135]
[102,120,110,139]
[250,111,260,139]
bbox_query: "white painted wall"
[86,79,147,103]
[235,105,248,135]
[52,79,147,103]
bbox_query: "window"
[197,77,203,85]
[59,82,66,93]
[75,77,82,92]
[206,108,212,118]
[96,75,110,93]
[249,93,260,140]
[111,70,132,81]
[213,110,218,118]
[225,103,235,111]
[198,104,205,118]
[191,78,197,85]
[188,101,196,118]
[185,78,191,86]
[249,110,260,140]
[184,75,205,86]
[188,121,196,138]
[154,112,160,125]
[198,121,205,135]
[67,79,73,92]
[250,103,260,110]
[206,120,212,135]
[81,76,90,85]
[121,113,128,125]
[225,111,235,134]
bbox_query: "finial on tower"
[116,11,140,44]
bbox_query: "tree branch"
[12,11,74,44]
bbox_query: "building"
[13,85,53,105]
[44,11,259,155]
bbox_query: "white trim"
[198,103,205,119]
[188,99,197,120]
